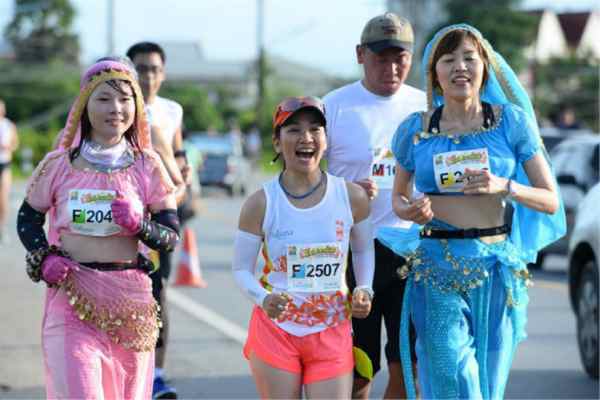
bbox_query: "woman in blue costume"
[381,24,566,399]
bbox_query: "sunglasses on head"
[273,96,325,129]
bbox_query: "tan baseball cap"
[361,12,414,53]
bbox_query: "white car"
[568,182,600,379]
[533,134,600,269]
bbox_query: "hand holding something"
[41,255,80,284]
[404,195,434,225]
[355,179,378,200]
[111,193,144,234]
[462,168,509,196]
[262,293,291,319]
[352,288,372,319]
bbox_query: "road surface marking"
[168,289,246,344]
[534,280,567,292]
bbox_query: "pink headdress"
[56,60,151,151]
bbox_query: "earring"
[270,153,280,165]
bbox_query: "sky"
[0,0,598,78]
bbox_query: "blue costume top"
[393,103,540,195]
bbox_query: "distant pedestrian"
[554,104,582,130]
[16,59,180,399]
[232,96,375,398]
[245,124,262,165]
[0,98,18,243]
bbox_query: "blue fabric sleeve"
[392,112,423,173]
[504,104,541,164]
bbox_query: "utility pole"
[256,0,266,131]
[107,0,115,55]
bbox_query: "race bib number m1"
[287,242,344,292]
[370,148,396,190]
[68,189,121,237]
[433,148,490,192]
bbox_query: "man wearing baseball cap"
[323,12,426,399]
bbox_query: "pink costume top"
[26,148,174,245]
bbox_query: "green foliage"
[160,83,224,132]
[431,0,537,72]
[534,56,599,132]
[4,0,80,64]
[12,126,58,178]
[0,61,79,126]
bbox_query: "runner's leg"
[248,352,302,399]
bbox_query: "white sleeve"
[350,217,375,290]
[232,229,270,306]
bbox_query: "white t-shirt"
[323,80,426,237]
[0,118,14,163]
[145,96,183,146]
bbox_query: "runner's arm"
[232,190,269,305]
[346,182,374,293]
[151,125,186,205]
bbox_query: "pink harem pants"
[42,287,154,399]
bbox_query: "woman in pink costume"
[16,59,180,399]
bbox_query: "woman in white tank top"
[0,99,18,242]
[232,96,375,398]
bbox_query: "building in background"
[159,41,343,109]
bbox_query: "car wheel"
[528,251,545,270]
[576,259,599,379]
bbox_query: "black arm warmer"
[136,209,180,252]
[17,201,49,252]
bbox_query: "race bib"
[68,189,121,237]
[370,148,396,190]
[287,242,344,292]
[433,148,490,192]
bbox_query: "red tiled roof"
[557,12,590,48]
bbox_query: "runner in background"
[323,12,426,399]
[127,42,191,400]
[0,99,18,243]
[232,96,375,398]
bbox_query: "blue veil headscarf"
[423,23,566,263]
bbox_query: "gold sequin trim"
[62,276,160,352]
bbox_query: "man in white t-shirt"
[323,13,426,399]
[127,41,190,400]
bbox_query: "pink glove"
[42,255,80,284]
[111,196,144,234]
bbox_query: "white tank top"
[0,118,13,163]
[145,96,183,146]
[261,172,354,336]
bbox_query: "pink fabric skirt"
[42,268,156,399]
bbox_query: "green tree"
[534,56,599,132]
[4,0,80,64]
[160,84,224,132]
[432,0,537,72]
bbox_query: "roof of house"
[557,12,591,48]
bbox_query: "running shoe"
[152,376,177,399]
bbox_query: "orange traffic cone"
[174,227,207,288]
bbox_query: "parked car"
[531,133,600,269]
[188,133,250,197]
[568,182,599,379]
